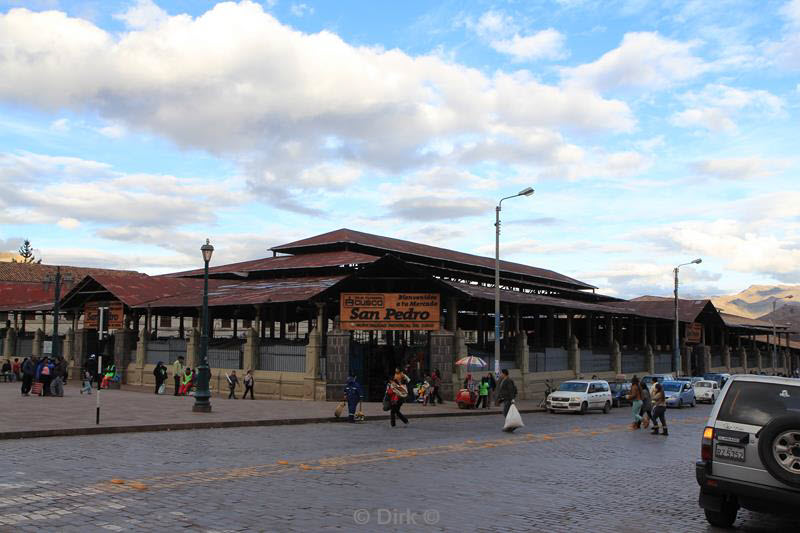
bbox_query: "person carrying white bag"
[496,369,523,432]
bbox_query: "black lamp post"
[44,266,73,360]
[193,239,214,413]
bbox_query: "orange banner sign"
[685,322,703,344]
[108,302,124,330]
[84,303,99,329]
[340,293,440,330]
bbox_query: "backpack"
[41,365,50,376]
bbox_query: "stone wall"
[324,330,350,400]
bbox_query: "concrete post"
[430,330,455,399]
[186,327,199,369]
[613,340,623,375]
[515,331,528,372]
[568,334,580,378]
[735,346,746,372]
[742,346,750,374]
[704,345,712,374]
[135,327,148,368]
[446,297,458,332]
[3,327,16,359]
[63,328,74,365]
[454,328,468,359]
[32,328,44,358]
[645,344,654,374]
[244,327,259,372]
[755,347,762,372]
[723,346,731,370]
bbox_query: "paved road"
[1,404,798,532]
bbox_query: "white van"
[546,380,613,414]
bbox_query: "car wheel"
[579,402,587,415]
[691,398,696,408]
[548,409,555,414]
[703,501,738,528]
[757,414,800,489]
[602,401,611,414]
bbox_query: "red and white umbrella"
[455,356,487,368]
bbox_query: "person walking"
[40,358,53,396]
[51,357,66,397]
[640,378,652,429]
[386,377,409,427]
[487,371,496,406]
[242,369,255,399]
[173,356,184,396]
[12,358,21,381]
[227,370,239,399]
[20,357,34,396]
[476,376,490,409]
[153,362,167,394]
[80,370,93,394]
[343,375,363,423]
[650,382,669,436]
[495,369,517,416]
[430,369,443,405]
[628,376,644,429]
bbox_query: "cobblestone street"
[2,404,799,532]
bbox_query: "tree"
[12,239,42,264]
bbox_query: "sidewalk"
[0,382,543,439]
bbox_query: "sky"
[0,0,798,299]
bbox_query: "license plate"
[715,444,745,462]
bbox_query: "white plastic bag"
[503,402,524,432]
[157,384,165,395]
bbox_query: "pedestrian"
[640,378,652,429]
[650,382,668,436]
[386,377,409,427]
[227,370,239,399]
[173,356,184,396]
[51,357,66,397]
[495,369,517,416]
[343,375,363,423]
[476,376,490,409]
[40,358,53,396]
[431,368,443,405]
[80,370,92,395]
[100,361,115,389]
[86,354,97,388]
[153,362,167,394]
[242,369,255,399]
[12,358,21,381]
[1,359,12,382]
[20,357,34,396]
[487,371,496,405]
[179,368,193,395]
[628,376,643,430]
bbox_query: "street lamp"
[193,238,214,413]
[43,267,73,360]
[772,295,793,371]
[494,187,534,375]
[673,258,702,376]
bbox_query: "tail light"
[701,426,714,461]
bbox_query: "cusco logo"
[344,294,384,308]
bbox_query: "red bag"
[31,382,43,396]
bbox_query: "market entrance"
[349,329,430,401]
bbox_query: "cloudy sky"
[0,0,798,298]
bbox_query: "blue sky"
[0,0,798,298]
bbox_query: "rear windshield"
[662,382,682,392]
[695,381,715,388]
[558,382,588,392]
[717,381,800,427]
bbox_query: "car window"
[662,382,681,392]
[558,382,588,392]
[601,382,609,392]
[588,385,596,393]
[717,381,800,427]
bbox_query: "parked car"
[662,380,696,408]
[641,374,675,390]
[546,380,613,414]
[676,376,704,384]
[694,380,721,404]
[703,373,731,388]
[609,381,631,408]
[696,375,800,527]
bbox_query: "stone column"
[3,327,16,359]
[244,327,259,372]
[755,347,762,372]
[703,345,712,374]
[32,328,44,358]
[454,328,468,360]
[723,346,731,370]
[430,329,455,399]
[613,340,623,375]
[135,327,148,368]
[515,330,528,372]
[186,327,199,369]
[742,346,750,373]
[113,327,137,384]
[645,344,654,374]
[325,328,351,400]
[735,346,746,372]
[446,297,458,332]
[568,335,580,378]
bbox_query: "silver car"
[662,380,696,408]
[696,375,800,527]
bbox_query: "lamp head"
[518,187,534,197]
[201,238,214,263]
[692,258,702,264]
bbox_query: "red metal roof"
[70,275,214,308]
[0,282,55,312]
[163,250,379,278]
[604,298,714,323]
[271,228,596,290]
[443,280,630,315]
[0,261,142,283]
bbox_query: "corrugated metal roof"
[272,228,596,290]
[442,280,631,315]
[722,313,789,330]
[604,298,713,323]
[0,282,55,312]
[0,262,141,283]
[163,250,379,278]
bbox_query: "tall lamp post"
[673,258,702,376]
[494,187,534,375]
[43,267,73,360]
[772,295,793,371]
[193,239,214,413]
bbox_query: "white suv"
[546,380,612,414]
[696,375,800,527]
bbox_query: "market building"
[1,228,797,400]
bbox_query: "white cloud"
[56,217,80,229]
[670,83,784,132]
[691,157,790,180]
[96,123,127,138]
[490,29,568,61]
[290,3,314,17]
[561,32,707,92]
[113,0,168,30]
[49,118,70,132]
[0,2,633,204]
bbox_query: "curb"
[0,407,546,440]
